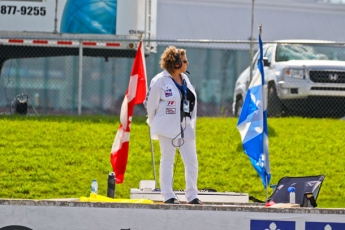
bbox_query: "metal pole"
[149,127,157,188]
[259,24,268,202]
[249,0,255,82]
[78,40,83,115]
[266,175,268,201]
[54,0,58,34]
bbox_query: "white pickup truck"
[232,40,345,118]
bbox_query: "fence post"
[78,40,83,115]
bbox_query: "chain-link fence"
[1,37,345,118]
[0,38,251,117]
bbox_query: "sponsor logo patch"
[250,220,295,230]
[166,108,176,114]
[167,101,176,107]
[306,222,345,230]
[165,89,172,97]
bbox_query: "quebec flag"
[236,33,271,188]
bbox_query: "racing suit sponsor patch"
[166,108,176,114]
[167,101,176,107]
[165,89,172,97]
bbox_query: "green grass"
[0,115,344,208]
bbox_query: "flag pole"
[249,0,255,82]
[139,32,157,189]
[148,126,157,189]
[259,24,269,202]
[266,175,268,201]
[237,22,271,203]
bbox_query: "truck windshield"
[275,43,345,62]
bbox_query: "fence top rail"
[0,31,141,42]
[1,30,345,45]
[149,39,345,45]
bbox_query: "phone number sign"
[0,0,67,32]
[1,5,46,16]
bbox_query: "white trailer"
[0,0,157,115]
[0,0,157,66]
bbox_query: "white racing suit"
[144,70,199,202]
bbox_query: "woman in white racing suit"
[144,46,201,205]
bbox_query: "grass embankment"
[0,115,344,208]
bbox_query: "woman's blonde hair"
[160,46,186,73]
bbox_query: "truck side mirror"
[263,57,270,66]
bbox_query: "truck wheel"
[267,84,282,117]
[234,97,243,117]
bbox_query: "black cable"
[170,76,188,148]
[172,115,187,147]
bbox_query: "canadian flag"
[110,41,147,184]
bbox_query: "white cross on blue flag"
[236,33,271,188]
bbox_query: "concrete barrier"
[0,199,344,230]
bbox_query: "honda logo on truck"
[329,73,338,81]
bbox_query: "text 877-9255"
[0,5,46,16]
